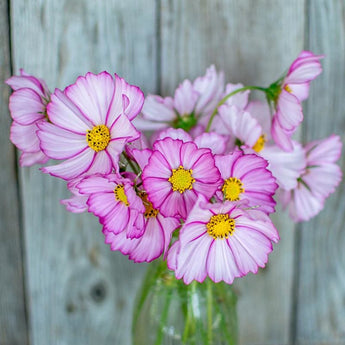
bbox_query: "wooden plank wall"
[10,1,157,345]
[0,0,28,344]
[0,0,344,344]
[160,2,305,345]
[297,1,345,344]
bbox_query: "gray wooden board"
[296,1,345,344]
[7,0,345,344]
[10,1,157,344]
[0,0,29,344]
[160,1,305,344]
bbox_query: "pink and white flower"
[216,104,262,152]
[222,83,250,109]
[135,65,224,131]
[193,65,225,117]
[38,72,143,180]
[103,192,180,263]
[215,151,278,214]
[155,127,227,155]
[202,82,250,133]
[194,132,227,154]
[167,196,279,284]
[60,178,88,214]
[280,134,342,221]
[77,173,145,238]
[245,100,272,141]
[142,137,221,219]
[271,51,323,151]
[110,143,181,262]
[207,98,271,154]
[7,51,342,288]
[6,69,50,166]
[214,100,306,192]
[260,141,306,191]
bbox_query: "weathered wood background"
[1,0,344,344]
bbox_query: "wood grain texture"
[296,1,345,344]
[6,0,345,344]
[10,1,157,344]
[160,1,305,344]
[0,0,29,344]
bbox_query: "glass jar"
[132,259,238,345]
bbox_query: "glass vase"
[132,259,238,345]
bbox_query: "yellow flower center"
[168,165,195,193]
[252,134,266,153]
[284,84,293,93]
[86,125,110,152]
[140,192,159,218]
[207,214,235,239]
[222,177,244,201]
[114,185,129,206]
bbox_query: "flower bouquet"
[6,51,342,344]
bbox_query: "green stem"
[182,282,195,344]
[205,85,267,132]
[122,152,140,175]
[207,280,213,345]
[154,289,173,345]
[182,302,192,344]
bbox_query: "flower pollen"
[86,125,110,152]
[114,184,129,206]
[222,177,244,201]
[207,213,235,239]
[168,165,195,193]
[140,192,159,218]
[284,84,293,93]
[253,134,266,153]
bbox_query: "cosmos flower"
[271,51,323,151]
[155,127,227,154]
[142,137,221,219]
[38,71,143,180]
[221,100,306,191]
[206,96,273,155]
[106,142,180,262]
[167,196,279,284]
[60,178,88,214]
[77,173,145,238]
[201,82,251,134]
[222,82,250,108]
[6,50,342,289]
[135,65,224,132]
[6,69,50,166]
[215,151,278,214]
[280,134,342,221]
[260,141,306,191]
[245,100,272,148]
[103,191,180,263]
[216,104,262,152]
